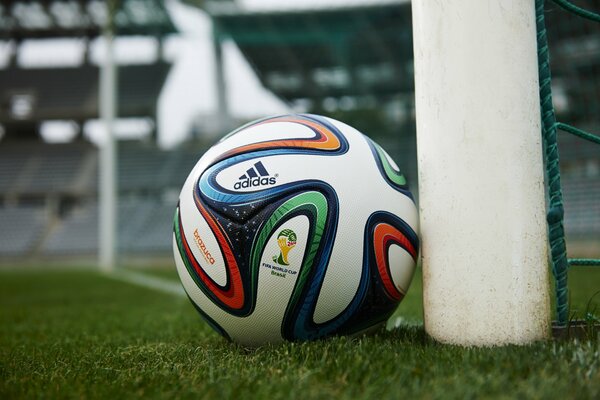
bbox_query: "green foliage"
[0,268,598,399]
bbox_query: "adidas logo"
[233,161,277,190]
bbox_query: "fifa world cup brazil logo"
[273,229,297,266]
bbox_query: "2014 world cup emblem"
[273,229,297,266]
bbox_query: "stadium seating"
[0,205,46,256]
[21,144,91,194]
[120,200,176,253]
[0,146,30,194]
[0,141,204,258]
[0,139,597,259]
[42,202,99,255]
[0,63,172,123]
[42,199,176,255]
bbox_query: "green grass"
[0,267,599,399]
[125,266,181,281]
[566,267,600,319]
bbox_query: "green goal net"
[536,0,600,327]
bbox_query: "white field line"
[104,269,186,297]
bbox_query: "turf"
[0,267,598,399]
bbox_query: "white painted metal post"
[412,0,551,345]
[99,5,117,272]
[213,26,230,133]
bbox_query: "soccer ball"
[173,114,419,346]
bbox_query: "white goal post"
[99,3,118,272]
[412,0,551,345]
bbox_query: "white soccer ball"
[173,114,419,346]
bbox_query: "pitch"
[0,267,599,399]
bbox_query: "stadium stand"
[120,200,178,254]
[0,63,172,125]
[0,0,176,143]
[0,0,597,262]
[0,205,46,256]
[0,0,176,40]
[210,1,414,102]
[118,142,173,192]
[0,145,30,194]
[0,141,206,258]
[42,202,98,255]
[0,134,595,260]
[42,198,179,255]
[12,143,91,195]
[0,0,180,262]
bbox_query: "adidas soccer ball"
[173,114,419,346]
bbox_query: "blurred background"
[0,0,598,266]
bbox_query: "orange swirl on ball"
[373,223,417,301]
[218,115,342,160]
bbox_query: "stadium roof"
[210,0,409,14]
[209,0,413,102]
[0,0,177,40]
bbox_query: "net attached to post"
[536,0,600,327]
